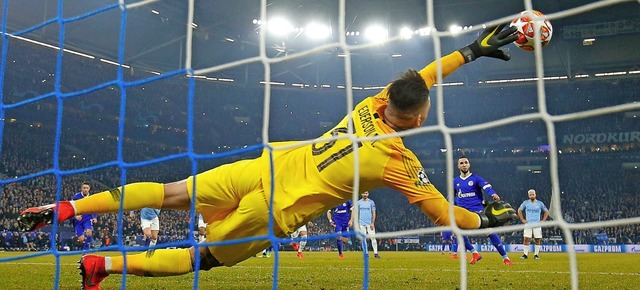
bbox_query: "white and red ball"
[510,10,553,51]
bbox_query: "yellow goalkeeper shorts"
[186,158,285,266]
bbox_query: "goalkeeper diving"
[17,24,519,289]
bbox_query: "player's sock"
[48,201,76,222]
[84,235,93,250]
[76,236,85,250]
[371,238,378,254]
[463,237,475,252]
[337,239,343,254]
[417,198,485,228]
[73,182,164,215]
[534,244,541,256]
[496,244,507,257]
[523,244,529,256]
[489,233,507,256]
[149,238,157,247]
[298,235,307,252]
[107,248,193,276]
[452,241,458,252]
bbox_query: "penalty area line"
[3,262,639,277]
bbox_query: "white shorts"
[359,225,376,236]
[524,227,542,239]
[141,217,160,231]
[198,214,207,228]
[290,225,308,238]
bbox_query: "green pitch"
[1,251,638,289]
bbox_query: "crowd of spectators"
[1,37,639,252]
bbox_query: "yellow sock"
[73,182,164,215]
[108,248,193,276]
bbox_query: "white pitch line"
[2,262,79,266]
[3,262,639,276]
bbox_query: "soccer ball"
[509,10,553,51]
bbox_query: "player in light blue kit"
[517,189,549,260]
[357,191,380,258]
[197,213,207,243]
[72,182,97,250]
[327,200,353,258]
[453,156,512,266]
[290,221,313,259]
[130,208,161,247]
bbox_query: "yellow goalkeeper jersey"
[261,51,466,234]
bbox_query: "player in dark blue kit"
[441,231,454,255]
[327,200,353,258]
[453,156,512,265]
[72,182,97,251]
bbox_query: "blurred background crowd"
[1,31,639,252]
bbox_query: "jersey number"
[312,127,362,172]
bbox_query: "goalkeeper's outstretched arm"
[413,25,519,229]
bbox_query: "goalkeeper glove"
[458,24,518,63]
[478,200,518,228]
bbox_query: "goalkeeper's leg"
[18,181,189,232]
[80,178,271,288]
[106,247,197,276]
[79,245,223,289]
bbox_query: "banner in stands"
[425,244,640,253]
[562,131,640,145]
